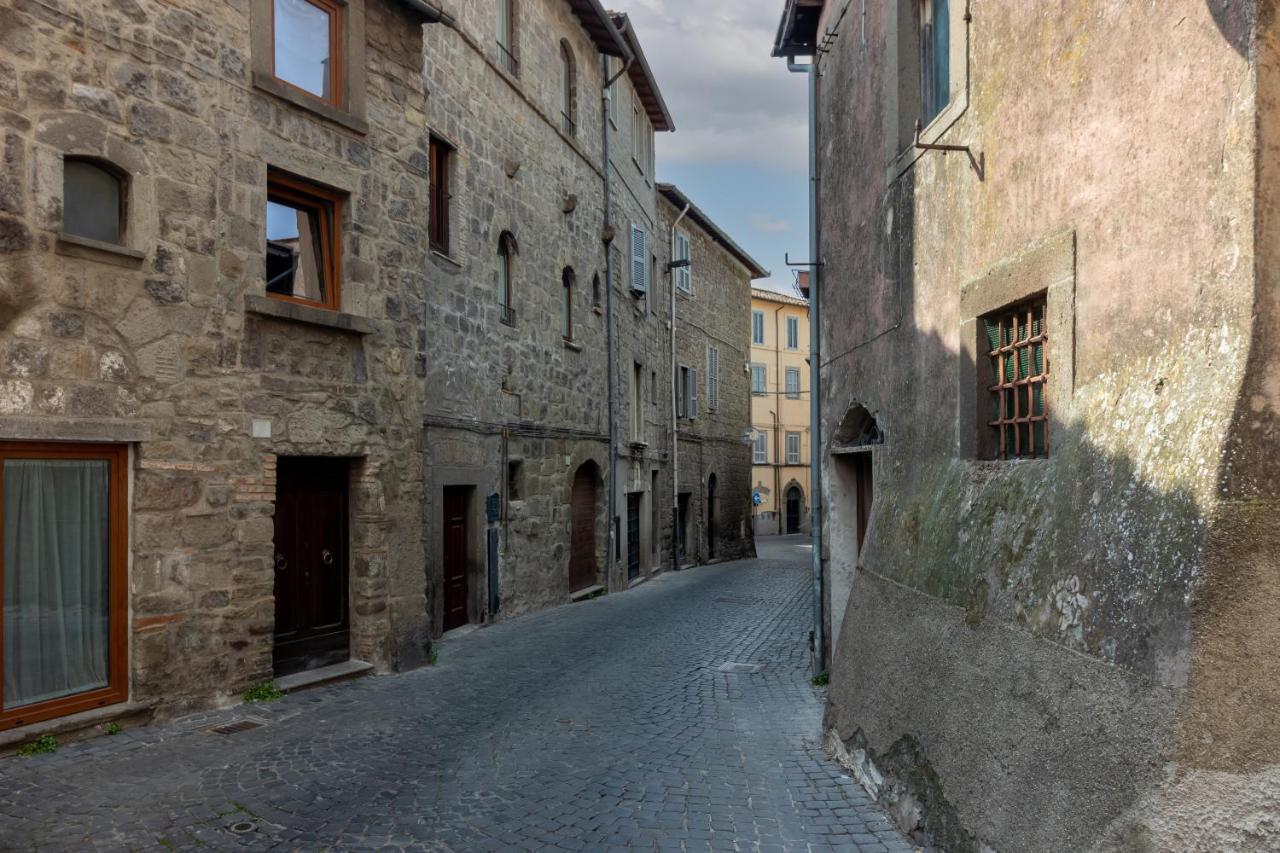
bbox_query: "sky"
[623,0,810,297]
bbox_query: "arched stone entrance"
[785,485,804,534]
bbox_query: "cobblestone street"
[0,539,911,852]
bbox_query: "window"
[706,346,720,411]
[752,310,765,345]
[1,442,128,730]
[62,159,126,245]
[786,432,802,465]
[785,367,801,399]
[984,297,1049,460]
[651,370,657,405]
[272,0,341,105]
[753,432,768,465]
[496,0,518,75]
[632,362,644,441]
[920,0,950,125]
[429,137,452,254]
[674,231,692,294]
[266,170,342,310]
[786,316,800,350]
[507,459,522,501]
[751,365,767,396]
[559,41,576,136]
[498,232,516,325]
[676,365,698,420]
[562,267,575,341]
[630,226,648,293]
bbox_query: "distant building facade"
[776,0,1280,850]
[660,184,767,566]
[748,287,810,537]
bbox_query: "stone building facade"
[0,0,437,739]
[748,286,810,537]
[659,184,764,567]
[776,0,1279,850]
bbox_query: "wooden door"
[569,465,598,591]
[854,454,874,553]
[706,475,717,559]
[273,458,349,677]
[786,487,803,534]
[626,493,641,580]
[442,487,469,632]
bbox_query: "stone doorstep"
[274,659,374,695]
[439,624,481,642]
[569,584,605,602]
[627,575,648,589]
[0,700,158,755]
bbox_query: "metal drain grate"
[717,662,766,674]
[714,596,761,606]
[204,717,267,736]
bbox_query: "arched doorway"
[786,485,804,534]
[568,462,599,592]
[706,474,718,559]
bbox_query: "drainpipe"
[602,44,633,588]
[770,408,780,535]
[788,55,823,676]
[669,201,690,571]
[772,301,785,534]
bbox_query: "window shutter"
[707,346,719,411]
[676,233,692,293]
[689,368,699,419]
[630,226,647,293]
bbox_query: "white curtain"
[3,459,110,709]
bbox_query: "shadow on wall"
[818,57,1273,849]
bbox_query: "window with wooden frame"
[984,297,1049,460]
[496,0,518,76]
[429,137,453,255]
[498,231,516,326]
[559,41,577,136]
[920,0,950,126]
[0,442,128,730]
[561,267,575,341]
[63,158,127,245]
[272,0,343,106]
[266,171,342,310]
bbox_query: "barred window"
[984,298,1048,460]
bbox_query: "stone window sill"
[0,700,157,753]
[252,72,369,135]
[56,232,145,266]
[563,339,583,353]
[244,293,373,335]
[431,249,463,269]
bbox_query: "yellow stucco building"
[749,286,811,536]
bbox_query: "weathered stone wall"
[660,194,756,566]
[419,1,679,618]
[0,0,431,718]
[812,0,1268,849]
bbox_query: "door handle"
[321,548,335,566]
[274,554,288,572]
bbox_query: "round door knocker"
[321,548,335,566]
[274,553,287,572]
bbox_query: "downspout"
[602,43,633,588]
[670,200,690,571]
[772,301,785,534]
[788,55,823,676]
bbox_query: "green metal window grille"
[984,298,1048,460]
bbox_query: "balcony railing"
[500,303,516,326]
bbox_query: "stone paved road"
[0,538,912,852]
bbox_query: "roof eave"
[658,183,771,280]
[771,0,824,59]
[612,13,676,132]
[570,0,632,59]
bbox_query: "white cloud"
[749,212,794,234]
[626,0,809,173]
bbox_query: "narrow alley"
[0,541,910,852]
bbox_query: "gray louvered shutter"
[630,226,647,293]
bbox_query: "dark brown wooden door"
[626,493,641,580]
[706,475,717,559]
[569,465,597,591]
[273,458,349,677]
[786,487,803,534]
[854,453,874,553]
[442,487,469,632]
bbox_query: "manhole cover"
[228,820,258,834]
[717,662,765,673]
[204,717,267,736]
[714,596,761,606]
